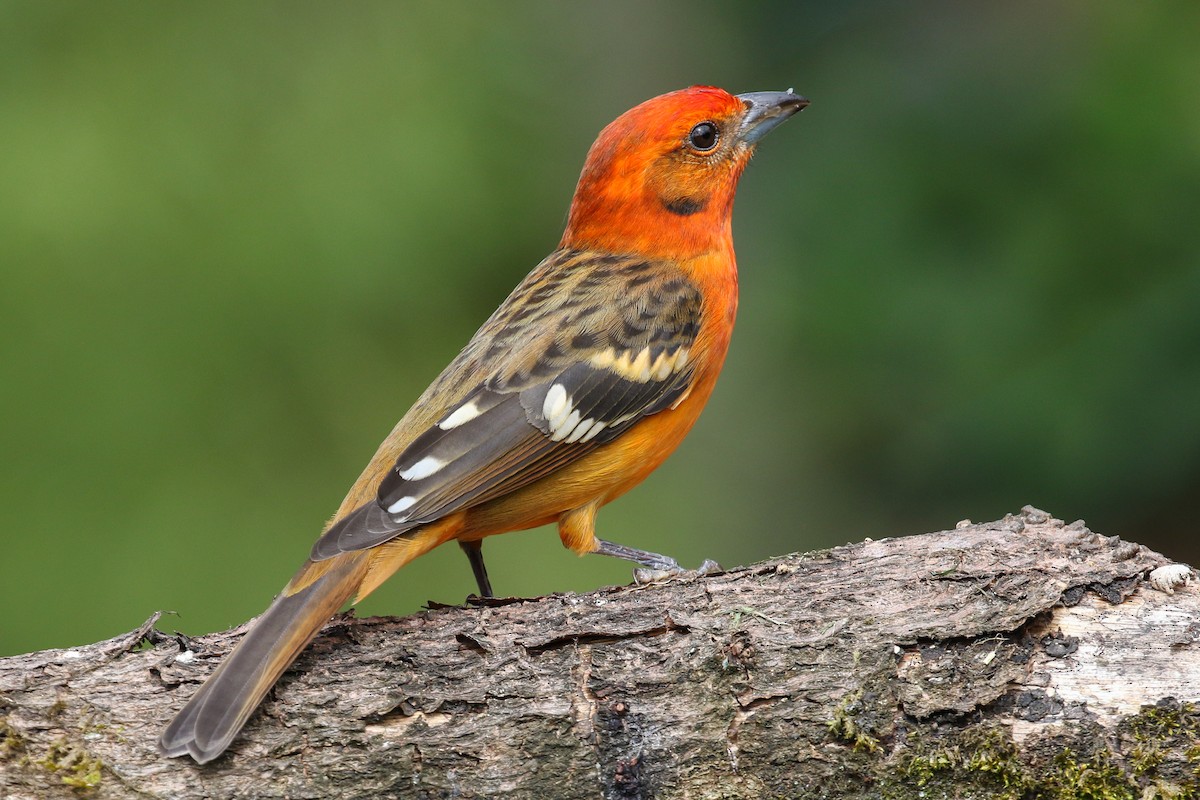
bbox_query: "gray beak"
[736,89,809,144]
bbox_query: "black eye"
[688,122,719,151]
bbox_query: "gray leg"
[459,540,494,598]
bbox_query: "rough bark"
[1,507,1197,799]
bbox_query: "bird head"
[562,86,807,260]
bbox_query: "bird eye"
[687,122,719,152]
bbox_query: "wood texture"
[2,507,1197,799]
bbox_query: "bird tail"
[158,550,370,764]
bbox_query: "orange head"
[561,86,807,260]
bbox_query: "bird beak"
[736,89,809,144]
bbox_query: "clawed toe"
[633,566,678,584]
[632,559,723,585]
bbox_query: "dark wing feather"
[310,250,703,560]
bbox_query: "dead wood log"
[1,507,1197,799]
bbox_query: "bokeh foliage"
[2,1,1197,655]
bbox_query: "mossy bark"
[1,508,1197,799]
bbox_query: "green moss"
[1127,701,1199,736]
[895,726,1029,800]
[37,737,103,791]
[823,693,1200,800]
[0,715,25,759]
[826,689,881,753]
[885,725,1163,800]
[877,701,1200,799]
[822,693,1200,800]
[962,730,1028,794]
[1040,748,1136,800]
[1122,700,1200,799]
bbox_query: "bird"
[159,85,807,764]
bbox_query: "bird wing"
[310,249,704,560]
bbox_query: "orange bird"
[160,85,807,763]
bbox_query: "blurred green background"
[2,1,1198,656]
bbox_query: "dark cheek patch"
[662,196,708,216]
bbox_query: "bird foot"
[632,559,722,585]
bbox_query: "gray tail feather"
[158,554,366,764]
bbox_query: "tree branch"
[2,507,1197,799]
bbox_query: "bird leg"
[458,540,494,598]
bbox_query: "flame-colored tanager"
[160,85,807,763]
